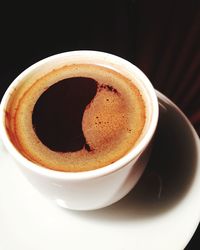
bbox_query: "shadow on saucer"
[67,96,199,222]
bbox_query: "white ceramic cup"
[0,51,159,210]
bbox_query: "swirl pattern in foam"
[5,64,146,172]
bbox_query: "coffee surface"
[6,64,146,172]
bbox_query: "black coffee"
[5,64,146,172]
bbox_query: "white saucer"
[0,91,200,250]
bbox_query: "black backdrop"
[0,0,200,248]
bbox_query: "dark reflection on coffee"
[32,77,97,152]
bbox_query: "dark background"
[0,0,199,248]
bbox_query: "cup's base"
[54,148,151,211]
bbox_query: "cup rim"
[0,50,159,180]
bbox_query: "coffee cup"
[0,51,158,210]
